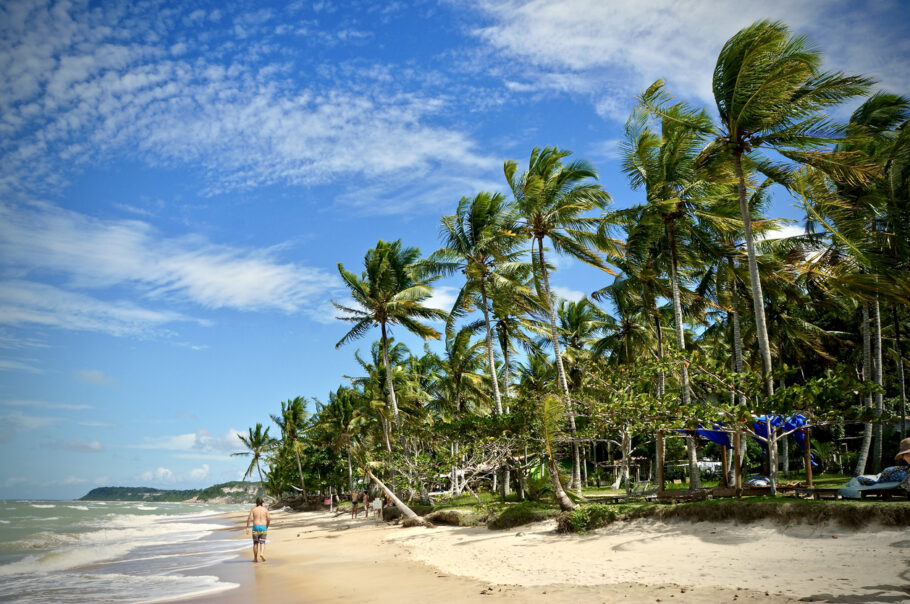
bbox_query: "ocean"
[0,500,247,603]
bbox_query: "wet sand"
[181,508,910,604]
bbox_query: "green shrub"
[556,504,617,533]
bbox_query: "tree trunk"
[855,303,873,476]
[256,461,264,489]
[686,433,701,490]
[480,283,503,414]
[347,450,354,492]
[611,427,632,491]
[667,230,699,490]
[546,456,576,511]
[872,298,883,473]
[380,323,404,447]
[366,468,432,527]
[893,305,907,440]
[728,257,748,410]
[536,236,582,495]
[294,444,306,492]
[767,418,778,496]
[654,312,665,398]
[733,152,774,397]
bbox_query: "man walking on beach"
[245,497,270,563]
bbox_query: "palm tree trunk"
[872,298,883,473]
[654,311,665,398]
[667,229,700,490]
[546,456,577,511]
[855,303,873,475]
[347,450,354,492]
[728,257,748,410]
[380,323,405,449]
[294,444,305,492]
[536,237,582,495]
[893,305,907,440]
[479,283,503,414]
[256,461,264,489]
[366,468,431,527]
[733,152,774,397]
[499,328,512,497]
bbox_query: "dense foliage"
[237,20,909,515]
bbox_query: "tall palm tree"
[428,192,525,415]
[334,240,448,447]
[506,146,612,493]
[232,423,276,488]
[271,397,310,492]
[642,20,873,396]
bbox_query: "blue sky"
[1,0,907,499]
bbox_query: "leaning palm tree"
[505,146,612,493]
[232,423,276,488]
[641,20,873,395]
[427,192,525,415]
[334,240,448,447]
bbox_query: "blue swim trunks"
[251,524,267,544]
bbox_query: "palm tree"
[428,192,525,415]
[232,423,276,488]
[506,146,612,493]
[334,240,448,447]
[642,20,873,396]
[271,397,310,492]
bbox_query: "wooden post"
[804,428,813,488]
[657,430,665,494]
[720,445,729,488]
[733,431,742,495]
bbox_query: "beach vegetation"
[236,18,909,530]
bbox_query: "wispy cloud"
[42,439,104,453]
[4,399,92,410]
[471,0,910,119]
[0,201,343,334]
[0,411,61,443]
[0,359,42,373]
[76,369,114,385]
[1,1,492,201]
[136,463,210,484]
[133,428,244,454]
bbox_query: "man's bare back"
[246,498,271,562]
[248,505,269,526]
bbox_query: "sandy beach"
[182,508,910,603]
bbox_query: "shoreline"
[178,507,910,603]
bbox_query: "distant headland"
[79,481,264,504]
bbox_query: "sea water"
[0,500,247,603]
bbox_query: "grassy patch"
[486,502,557,530]
[556,497,910,533]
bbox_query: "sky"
[1,0,907,500]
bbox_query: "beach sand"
[183,508,910,603]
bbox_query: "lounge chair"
[838,474,907,500]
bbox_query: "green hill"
[80,481,264,503]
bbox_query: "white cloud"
[134,428,244,454]
[0,1,492,200]
[551,286,586,303]
[425,286,459,316]
[138,467,174,483]
[59,476,87,485]
[93,475,109,485]
[759,224,807,241]
[0,201,343,334]
[3,477,27,487]
[472,1,910,118]
[77,369,114,385]
[188,464,210,481]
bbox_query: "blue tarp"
[752,414,817,466]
